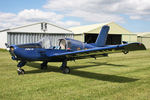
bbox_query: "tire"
[63,67,70,74]
[41,64,47,70]
[17,69,25,75]
[123,50,129,54]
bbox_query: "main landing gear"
[40,61,48,69]
[60,60,70,74]
[122,50,129,54]
[41,60,70,74]
[17,61,26,75]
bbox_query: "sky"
[0,0,150,32]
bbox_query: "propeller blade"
[5,43,9,48]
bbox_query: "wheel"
[62,67,70,74]
[17,69,25,75]
[123,50,128,54]
[40,64,47,70]
[41,65,47,69]
[60,66,64,70]
[40,62,48,69]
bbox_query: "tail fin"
[95,25,110,47]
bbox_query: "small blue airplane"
[6,25,146,75]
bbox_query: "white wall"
[122,34,137,43]
[0,32,7,49]
[138,37,150,49]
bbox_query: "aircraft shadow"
[71,62,127,70]
[26,62,138,83]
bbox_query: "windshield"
[38,38,52,49]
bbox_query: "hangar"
[137,32,150,49]
[70,22,137,45]
[0,22,73,49]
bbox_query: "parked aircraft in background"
[6,25,146,75]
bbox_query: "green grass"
[0,49,7,52]
[0,50,150,100]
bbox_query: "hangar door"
[85,34,122,45]
[7,32,73,46]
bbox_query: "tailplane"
[95,25,110,47]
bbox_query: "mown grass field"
[0,49,150,100]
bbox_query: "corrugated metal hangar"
[0,22,73,49]
[70,22,137,45]
[137,32,150,49]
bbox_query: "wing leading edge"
[46,42,146,60]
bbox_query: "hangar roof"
[0,22,73,34]
[69,22,131,34]
[137,32,150,37]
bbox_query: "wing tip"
[124,43,146,51]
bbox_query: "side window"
[67,40,71,49]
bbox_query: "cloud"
[44,0,150,21]
[64,21,81,26]
[43,0,125,23]
[18,9,64,22]
[0,9,80,30]
[1,0,150,30]
[67,10,124,23]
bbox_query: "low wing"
[46,43,146,60]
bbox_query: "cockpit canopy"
[59,39,70,50]
[16,38,94,51]
[38,37,85,51]
[38,38,52,49]
[59,38,85,51]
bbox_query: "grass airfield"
[0,50,150,100]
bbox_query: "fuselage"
[9,40,99,62]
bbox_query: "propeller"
[5,43,10,50]
[122,41,128,44]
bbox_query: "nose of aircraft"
[5,43,19,60]
[9,45,18,60]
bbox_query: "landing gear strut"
[17,61,26,75]
[41,61,48,69]
[60,60,70,74]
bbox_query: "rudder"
[95,25,110,47]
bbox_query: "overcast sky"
[0,0,150,32]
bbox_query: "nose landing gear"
[17,69,25,75]
[17,61,26,75]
